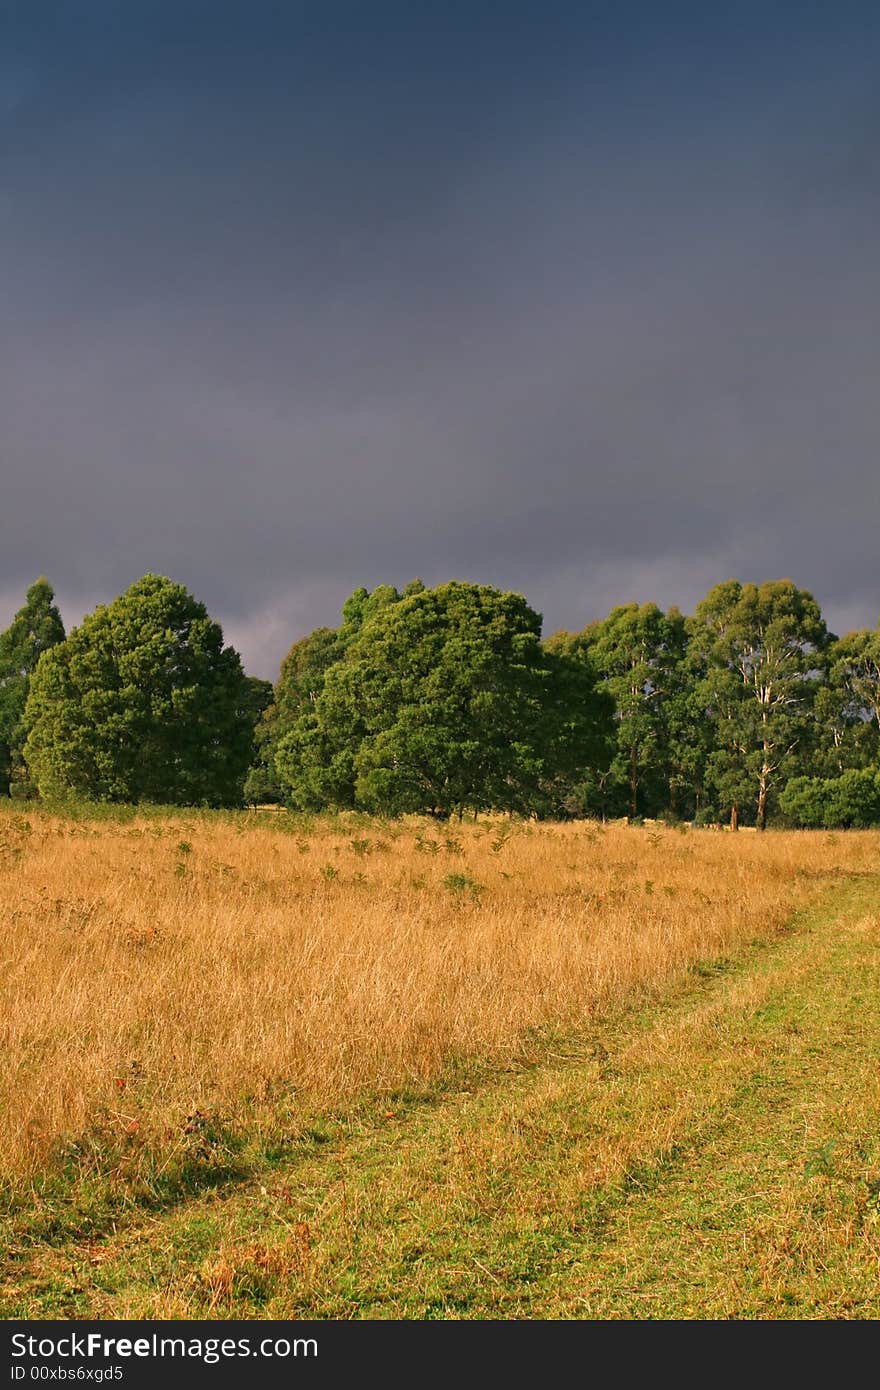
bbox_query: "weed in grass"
[415,833,440,855]
[804,1141,838,1180]
[443,872,483,901]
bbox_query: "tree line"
[1,572,878,828]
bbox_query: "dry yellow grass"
[1,805,876,1194]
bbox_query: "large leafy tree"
[23,574,253,806]
[689,579,829,829]
[243,583,412,804]
[276,581,611,817]
[0,578,65,795]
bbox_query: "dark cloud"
[2,2,879,673]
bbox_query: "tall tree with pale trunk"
[689,579,829,829]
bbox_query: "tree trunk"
[629,746,638,819]
[730,802,739,832]
[756,783,768,831]
[756,759,770,831]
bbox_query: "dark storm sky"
[2,2,878,675]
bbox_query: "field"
[2,806,879,1318]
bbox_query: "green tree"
[339,583,408,636]
[583,603,688,819]
[812,628,880,774]
[239,676,276,803]
[0,577,65,795]
[244,585,410,806]
[538,630,615,818]
[809,677,877,778]
[23,574,252,806]
[275,628,341,721]
[689,580,829,829]
[243,630,341,804]
[781,768,880,829]
[664,664,715,822]
[276,581,611,817]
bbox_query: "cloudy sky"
[2,1,878,675]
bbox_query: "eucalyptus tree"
[571,603,688,819]
[688,579,829,829]
[814,627,880,774]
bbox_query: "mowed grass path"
[4,875,879,1319]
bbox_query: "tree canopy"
[688,580,829,829]
[0,577,65,796]
[23,574,253,805]
[577,603,687,819]
[274,581,612,817]
[3,568,878,826]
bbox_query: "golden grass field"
[3,804,877,1204]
